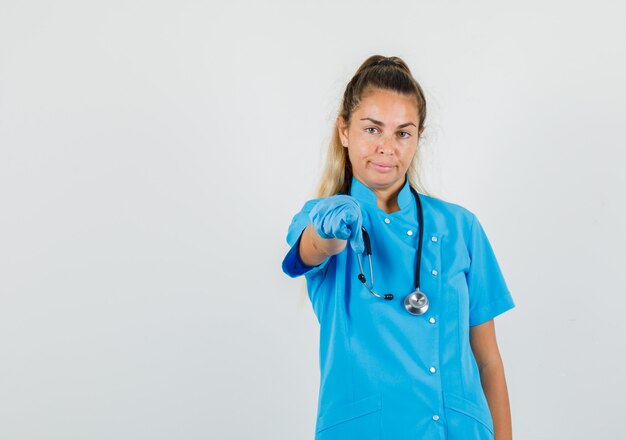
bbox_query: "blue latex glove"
[308,195,364,255]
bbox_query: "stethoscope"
[349,184,429,316]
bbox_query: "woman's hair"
[316,55,430,197]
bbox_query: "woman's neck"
[377,198,400,213]
[373,184,402,213]
[350,175,406,213]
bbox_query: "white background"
[1,1,625,439]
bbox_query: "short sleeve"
[281,199,332,278]
[466,213,515,326]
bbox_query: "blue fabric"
[282,176,515,439]
[282,231,319,278]
[309,194,364,254]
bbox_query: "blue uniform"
[282,176,515,439]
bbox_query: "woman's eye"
[365,127,379,134]
[398,131,411,138]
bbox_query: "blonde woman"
[282,55,515,440]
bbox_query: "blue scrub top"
[282,176,515,440]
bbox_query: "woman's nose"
[376,136,394,154]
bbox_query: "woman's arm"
[298,223,347,266]
[469,319,513,440]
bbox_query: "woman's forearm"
[479,360,512,440]
[299,223,347,266]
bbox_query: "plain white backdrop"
[1,1,625,439]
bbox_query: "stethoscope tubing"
[348,182,429,314]
[411,186,424,293]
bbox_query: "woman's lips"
[371,162,395,173]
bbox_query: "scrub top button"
[407,230,413,236]
[431,236,438,242]
[432,415,440,421]
[429,317,436,324]
[384,218,390,224]
[431,269,438,276]
[429,367,437,374]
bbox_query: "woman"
[282,55,515,440]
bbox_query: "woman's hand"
[297,195,365,267]
[308,195,364,254]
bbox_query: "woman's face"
[337,88,422,196]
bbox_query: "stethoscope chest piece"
[404,290,429,316]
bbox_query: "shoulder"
[287,198,324,221]
[418,193,477,233]
[290,197,325,215]
[285,197,326,246]
[302,197,324,211]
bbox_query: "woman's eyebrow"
[360,117,417,129]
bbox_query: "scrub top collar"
[350,175,414,211]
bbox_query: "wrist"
[310,225,347,256]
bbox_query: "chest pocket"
[315,393,382,440]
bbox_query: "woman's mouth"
[371,162,395,173]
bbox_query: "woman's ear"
[336,116,349,147]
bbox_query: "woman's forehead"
[353,89,419,123]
